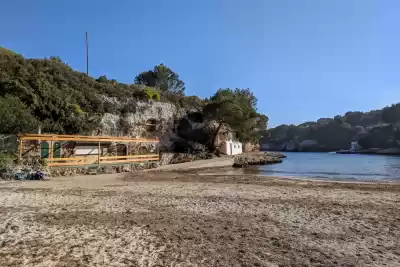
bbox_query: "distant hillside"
[262,104,400,151]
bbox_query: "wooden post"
[49,140,53,159]
[139,142,141,155]
[98,141,100,168]
[49,140,53,163]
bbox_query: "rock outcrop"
[233,152,283,168]
[95,97,232,154]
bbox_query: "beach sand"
[0,169,399,266]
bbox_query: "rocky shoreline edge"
[1,151,286,179]
[233,152,286,168]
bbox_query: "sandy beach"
[0,168,400,267]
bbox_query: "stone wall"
[50,162,159,177]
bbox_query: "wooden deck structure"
[18,134,159,167]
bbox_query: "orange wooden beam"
[99,158,159,163]
[48,157,89,162]
[19,133,159,143]
[48,161,89,167]
[20,136,158,143]
[48,157,159,167]
[99,154,158,160]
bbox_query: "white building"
[219,140,243,155]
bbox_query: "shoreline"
[152,163,400,185]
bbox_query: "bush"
[0,152,15,171]
[143,87,160,101]
[161,91,205,109]
[0,95,38,134]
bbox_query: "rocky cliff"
[95,96,233,153]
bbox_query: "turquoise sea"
[244,152,400,181]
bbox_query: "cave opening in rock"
[177,118,192,139]
[187,112,204,123]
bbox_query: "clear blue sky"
[1,0,400,127]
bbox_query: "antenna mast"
[85,32,89,75]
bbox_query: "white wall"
[231,142,242,155]
[75,146,99,155]
[219,141,242,155]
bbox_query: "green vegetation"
[0,94,38,133]
[0,48,191,134]
[135,63,185,95]
[0,151,15,171]
[203,88,268,150]
[265,104,400,151]
[143,87,161,101]
[0,47,267,148]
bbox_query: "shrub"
[68,104,86,115]
[0,152,14,171]
[143,87,160,101]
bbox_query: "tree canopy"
[203,88,268,150]
[0,94,38,134]
[264,100,400,151]
[134,64,185,95]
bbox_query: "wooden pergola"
[18,134,159,167]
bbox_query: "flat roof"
[18,134,159,143]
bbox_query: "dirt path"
[0,171,399,266]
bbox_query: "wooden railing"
[47,154,159,167]
[18,133,160,167]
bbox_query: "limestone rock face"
[95,97,216,153]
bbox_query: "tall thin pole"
[85,32,89,76]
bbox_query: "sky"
[1,0,400,127]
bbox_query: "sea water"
[244,152,400,181]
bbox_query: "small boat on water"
[334,148,383,155]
